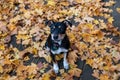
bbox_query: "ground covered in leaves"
[0,0,120,80]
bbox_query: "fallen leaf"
[116,7,120,13]
[0,44,5,50]
[92,70,100,79]
[4,35,11,43]
[16,34,30,40]
[68,50,78,64]
[93,20,99,24]
[86,58,94,66]
[7,24,16,31]
[100,74,109,80]
[47,0,56,6]
[37,62,43,69]
[108,17,114,24]
[0,65,3,73]
[42,73,50,80]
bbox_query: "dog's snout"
[53,35,58,40]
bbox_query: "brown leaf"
[0,65,3,73]
[68,68,82,78]
[37,62,43,69]
[68,50,78,65]
[4,35,11,43]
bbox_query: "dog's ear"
[62,20,72,27]
[45,20,54,27]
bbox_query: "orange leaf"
[100,74,109,80]
[7,24,16,31]
[86,59,94,66]
[68,68,82,77]
[16,34,30,40]
[42,73,50,80]
[0,65,3,73]
[0,44,5,50]
[68,50,78,64]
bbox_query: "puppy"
[44,20,72,73]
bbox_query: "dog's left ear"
[62,20,72,27]
[45,20,54,27]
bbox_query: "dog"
[44,20,72,73]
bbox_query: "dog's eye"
[51,27,55,31]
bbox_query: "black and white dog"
[44,20,72,73]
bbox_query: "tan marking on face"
[58,34,65,40]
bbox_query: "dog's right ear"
[62,20,72,27]
[45,20,54,27]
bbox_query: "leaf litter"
[0,0,120,80]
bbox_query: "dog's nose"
[53,35,58,40]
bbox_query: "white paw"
[64,60,69,70]
[53,63,59,74]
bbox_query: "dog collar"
[52,42,59,51]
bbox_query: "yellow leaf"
[56,54,63,61]
[103,66,110,70]
[0,65,3,73]
[56,77,61,80]
[32,48,38,55]
[68,51,78,65]
[100,74,109,80]
[86,23,93,29]
[68,68,82,77]
[60,2,69,6]
[68,33,76,41]
[69,64,77,69]
[47,0,55,6]
[93,20,99,24]
[75,0,82,3]
[16,34,30,40]
[27,63,37,75]
[0,44,5,50]
[28,74,35,79]
[24,11,31,19]
[108,17,114,24]
[42,74,50,80]
[35,8,43,15]
[7,24,16,31]
[116,7,120,13]
[0,33,8,37]
[45,55,52,63]
[86,59,94,66]
[82,33,91,42]
[59,10,70,15]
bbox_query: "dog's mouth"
[51,34,65,41]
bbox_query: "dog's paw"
[53,63,59,74]
[63,60,69,70]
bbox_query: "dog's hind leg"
[50,53,59,74]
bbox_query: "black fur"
[45,34,70,51]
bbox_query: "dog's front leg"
[63,53,69,70]
[50,53,59,73]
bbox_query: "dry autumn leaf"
[0,0,119,80]
[42,73,51,80]
[0,65,3,73]
[116,7,120,13]
[108,17,114,24]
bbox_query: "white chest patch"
[51,48,68,54]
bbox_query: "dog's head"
[45,20,72,41]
